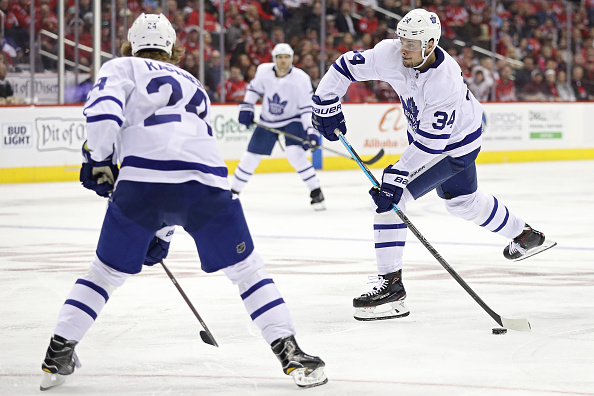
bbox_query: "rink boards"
[1,102,593,183]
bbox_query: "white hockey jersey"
[83,57,229,190]
[243,64,314,130]
[315,39,484,173]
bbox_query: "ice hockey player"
[231,43,326,211]
[311,8,555,321]
[39,13,327,391]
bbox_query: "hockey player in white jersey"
[312,9,555,321]
[39,13,327,390]
[231,43,326,210]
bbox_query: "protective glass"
[399,37,423,52]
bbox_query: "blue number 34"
[432,110,456,130]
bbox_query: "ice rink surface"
[1,159,594,395]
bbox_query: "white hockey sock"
[444,190,524,239]
[54,257,129,342]
[286,146,320,191]
[223,252,295,344]
[374,210,407,275]
[231,152,263,193]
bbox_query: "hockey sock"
[54,257,130,342]
[286,146,321,191]
[444,190,524,239]
[231,152,263,193]
[223,252,295,344]
[374,210,407,275]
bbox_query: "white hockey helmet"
[271,43,294,63]
[396,9,441,67]
[128,13,176,56]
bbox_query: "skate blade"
[354,301,410,321]
[311,202,326,211]
[40,371,66,391]
[290,367,328,388]
[513,240,557,262]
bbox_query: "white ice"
[1,160,594,395]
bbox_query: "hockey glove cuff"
[238,102,255,128]
[302,127,320,151]
[80,141,119,198]
[370,166,409,213]
[312,95,346,141]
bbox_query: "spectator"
[65,19,93,66]
[495,64,517,102]
[468,66,494,102]
[358,6,378,35]
[543,69,560,101]
[519,69,548,101]
[514,56,536,91]
[555,70,576,102]
[374,80,399,102]
[457,13,482,43]
[220,65,247,102]
[205,50,224,100]
[303,1,322,34]
[335,1,358,37]
[571,65,594,101]
[248,37,272,66]
[181,51,200,78]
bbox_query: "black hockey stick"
[160,260,219,346]
[335,130,531,332]
[253,122,385,165]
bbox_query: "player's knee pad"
[444,190,487,222]
[86,255,131,293]
[285,145,311,170]
[237,152,263,174]
[222,251,266,286]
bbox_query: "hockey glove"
[238,102,254,128]
[144,226,175,266]
[369,166,409,213]
[80,141,119,198]
[311,95,346,141]
[302,127,320,151]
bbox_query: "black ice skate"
[271,335,328,388]
[310,188,326,211]
[503,224,556,261]
[40,335,81,391]
[353,270,410,321]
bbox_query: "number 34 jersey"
[315,39,484,174]
[83,57,228,190]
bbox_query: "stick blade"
[362,148,385,165]
[200,330,219,347]
[501,317,531,332]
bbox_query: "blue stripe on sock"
[250,298,285,320]
[493,207,510,233]
[374,223,407,230]
[65,299,97,320]
[76,279,109,303]
[241,278,274,300]
[375,241,405,248]
[480,197,499,227]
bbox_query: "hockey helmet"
[396,9,441,66]
[271,43,294,63]
[128,13,176,56]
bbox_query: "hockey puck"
[492,328,507,335]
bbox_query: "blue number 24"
[144,76,212,136]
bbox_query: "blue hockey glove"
[238,102,254,127]
[302,127,320,151]
[311,95,346,141]
[369,166,409,213]
[144,226,175,266]
[80,141,119,198]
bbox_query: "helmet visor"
[399,37,423,52]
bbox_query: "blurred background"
[1,0,593,105]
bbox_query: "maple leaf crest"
[267,93,288,116]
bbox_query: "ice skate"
[310,188,326,211]
[40,335,81,391]
[353,270,409,321]
[503,224,557,261]
[271,335,328,388]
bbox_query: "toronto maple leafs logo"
[430,15,437,24]
[401,96,419,133]
[267,93,287,116]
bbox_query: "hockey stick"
[334,130,531,332]
[160,260,219,346]
[253,122,385,165]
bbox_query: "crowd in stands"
[2,0,594,103]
